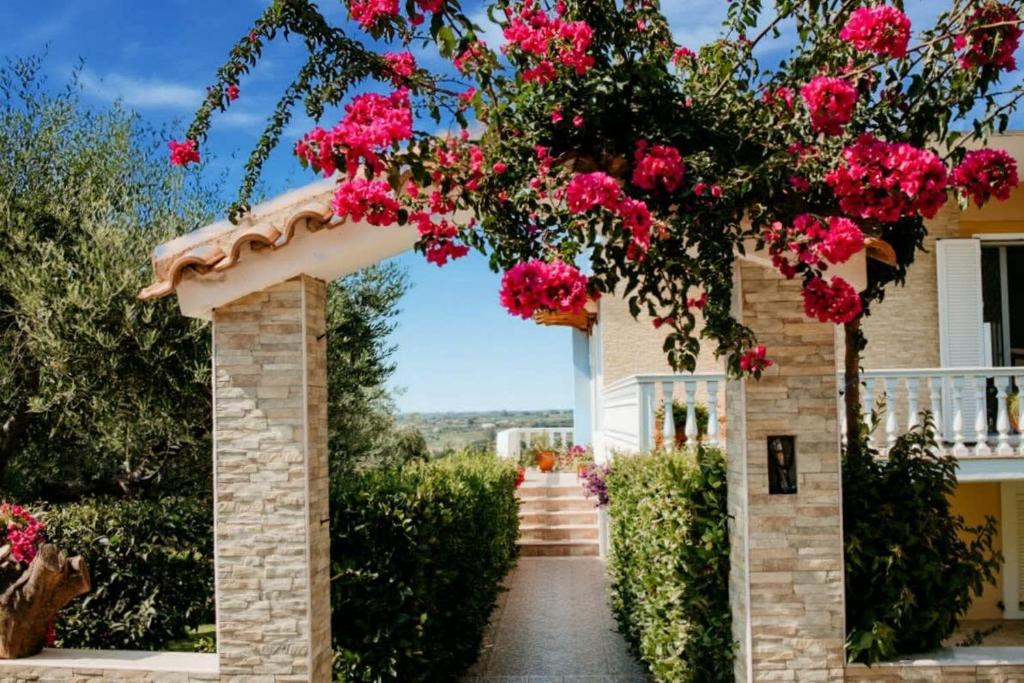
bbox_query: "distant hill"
[397,409,572,453]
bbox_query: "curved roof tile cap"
[139,179,338,301]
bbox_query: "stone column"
[726,260,846,682]
[212,275,332,682]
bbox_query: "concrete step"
[518,540,599,557]
[519,510,598,527]
[520,525,599,542]
[516,485,584,498]
[518,496,594,513]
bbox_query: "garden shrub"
[605,447,733,682]
[38,497,214,650]
[329,453,519,682]
[843,418,1001,664]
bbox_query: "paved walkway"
[463,557,650,683]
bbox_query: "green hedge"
[605,448,733,683]
[39,497,214,650]
[330,453,519,682]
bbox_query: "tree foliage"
[0,59,414,500]
[0,59,217,500]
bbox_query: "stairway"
[517,470,600,557]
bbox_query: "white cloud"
[78,69,203,109]
[219,109,265,130]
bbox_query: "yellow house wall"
[949,482,1004,620]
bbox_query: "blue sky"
[1,1,1018,412]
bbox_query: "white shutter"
[937,239,985,440]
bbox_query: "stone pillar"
[212,275,332,682]
[726,260,846,682]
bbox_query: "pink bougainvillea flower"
[1,502,45,565]
[762,86,796,109]
[295,89,412,177]
[565,172,623,212]
[168,139,200,167]
[819,216,864,265]
[500,260,552,318]
[952,148,1019,207]
[416,0,444,13]
[631,141,685,193]
[226,84,240,101]
[331,177,401,226]
[522,60,557,84]
[499,259,590,318]
[825,134,948,221]
[739,344,773,373]
[839,6,912,59]
[802,275,863,324]
[801,76,858,135]
[573,114,584,128]
[955,2,1022,72]
[411,212,470,266]
[454,41,489,73]
[672,46,696,66]
[348,0,399,28]
[383,51,417,82]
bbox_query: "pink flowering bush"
[825,135,949,222]
[183,0,1024,431]
[801,76,858,135]
[631,141,685,193]
[739,345,773,375]
[500,258,591,319]
[953,148,1020,206]
[803,276,863,324]
[839,6,912,59]
[956,2,1022,71]
[0,502,45,564]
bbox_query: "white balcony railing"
[599,372,727,458]
[495,427,574,460]
[845,367,1024,457]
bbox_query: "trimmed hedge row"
[330,453,520,682]
[39,497,214,650]
[605,448,733,683]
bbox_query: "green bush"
[605,448,733,682]
[329,453,519,682]
[38,497,214,650]
[843,418,1001,663]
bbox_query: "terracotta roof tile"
[140,180,337,300]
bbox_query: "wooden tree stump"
[0,543,90,659]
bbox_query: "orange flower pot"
[536,450,556,472]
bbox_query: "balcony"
[589,367,1023,465]
[848,367,1024,458]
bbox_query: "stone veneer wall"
[212,275,332,682]
[858,203,959,370]
[845,663,1024,681]
[727,260,846,682]
[0,665,219,682]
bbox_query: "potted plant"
[536,449,556,472]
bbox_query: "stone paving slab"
[463,558,650,683]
